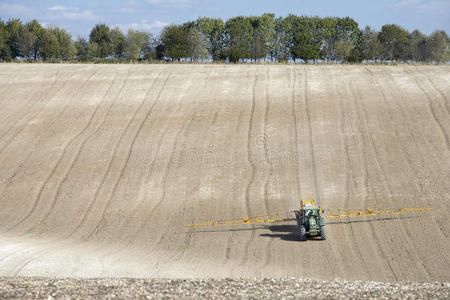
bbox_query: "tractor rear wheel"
[320,225,326,240]
[299,226,307,241]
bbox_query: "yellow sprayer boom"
[185,194,433,241]
[185,207,433,229]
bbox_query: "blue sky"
[0,0,449,38]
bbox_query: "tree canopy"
[0,15,448,63]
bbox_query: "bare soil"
[1,277,449,299]
[0,64,449,283]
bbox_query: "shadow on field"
[260,225,301,242]
[184,215,421,240]
[259,215,421,242]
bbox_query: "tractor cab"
[294,198,326,241]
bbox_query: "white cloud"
[116,20,168,32]
[0,3,28,16]
[395,0,450,13]
[146,0,194,8]
[45,6,98,21]
[48,5,66,12]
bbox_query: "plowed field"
[0,64,449,281]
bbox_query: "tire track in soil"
[290,66,306,278]
[349,68,421,281]
[0,68,59,137]
[332,67,354,278]
[335,67,371,280]
[24,69,116,229]
[6,69,100,232]
[71,70,174,265]
[0,65,24,105]
[346,69,399,281]
[0,69,45,118]
[388,68,447,203]
[390,69,450,270]
[150,70,221,274]
[82,70,179,269]
[167,69,223,266]
[118,69,208,274]
[262,67,273,215]
[290,66,301,198]
[394,70,450,266]
[395,69,450,212]
[142,70,208,233]
[1,70,127,276]
[414,66,450,115]
[363,66,432,280]
[346,69,388,281]
[60,70,160,240]
[303,66,320,203]
[305,67,337,279]
[67,69,161,239]
[262,67,274,271]
[238,67,258,273]
[86,69,174,241]
[1,65,449,280]
[5,69,169,277]
[394,68,450,274]
[405,70,450,152]
[0,68,72,156]
[0,69,62,198]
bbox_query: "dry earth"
[0,64,449,283]
[1,277,449,299]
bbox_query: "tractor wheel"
[299,226,307,241]
[320,225,326,240]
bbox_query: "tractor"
[186,194,433,242]
[294,199,326,241]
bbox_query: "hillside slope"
[0,64,449,281]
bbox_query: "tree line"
[0,14,449,63]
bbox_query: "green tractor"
[294,199,326,241]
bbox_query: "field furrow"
[0,64,448,281]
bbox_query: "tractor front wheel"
[320,225,326,240]
[299,225,307,241]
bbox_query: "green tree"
[88,42,100,59]
[196,17,225,61]
[425,30,449,63]
[18,25,35,59]
[25,19,44,60]
[40,26,75,61]
[54,27,75,60]
[249,13,275,61]
[348,47,363,63]
[335,40,354,62]
[186,27,208,62]
[291,16,321,63]
[335,17,360,62]
[273,16,292,61]
[124,29,152,61]
[0,19,11,61]
[224,16,252,63]
[361,26,382,61]
[409,29,427,62]
[74,36,90,61]
[379,24,410,61]
[111,27,126,59]
[89,24,112,58]
[160,24,187,61]
[155,38,165,60]
[250,30,266,62]
[40,29,59,60]
[318,17,338,61]
[6,18,22,58]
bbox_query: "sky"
[0,0,449,38]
